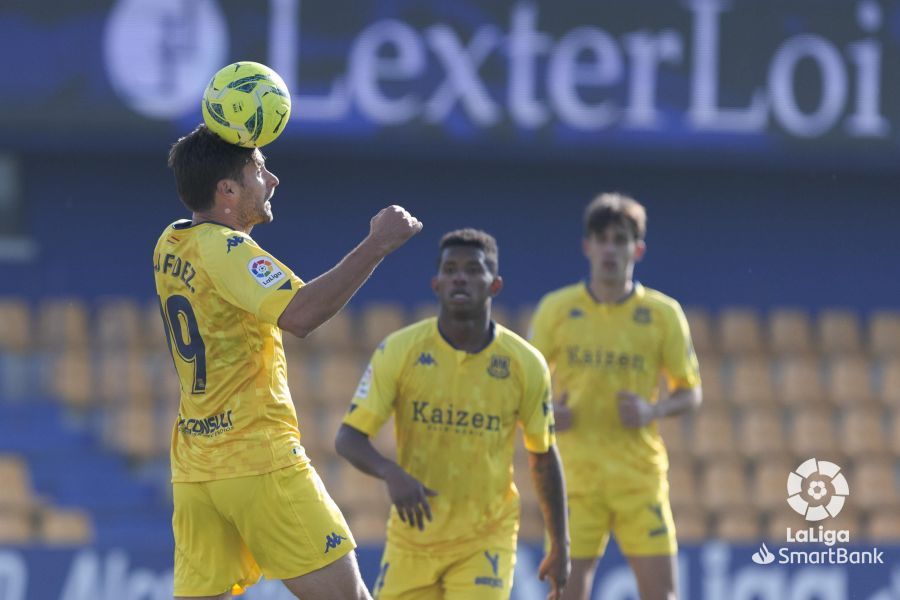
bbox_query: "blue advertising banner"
[2,0,900,168]
[0,542,895,600]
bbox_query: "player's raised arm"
[335,424,437,531]
[278,205,422,338]
[529,446,571,600]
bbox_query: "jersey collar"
[172,219,236,230]
[435,319,498,355]
[581,280,644,306]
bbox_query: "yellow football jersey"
[343,318,555,553]
[529,282,700,494]
[153,219,307,483]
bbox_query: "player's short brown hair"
[583,193,647,241]
[167,124,255,212]
[438,228,499,274]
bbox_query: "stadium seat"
[879,359,900,408]
[36,298,90,350]
[718,307,765,356]
[332,461,389,513]
[777,357,827,408]
[108,404,159,461]
[39,506,93,545]
[851,459,899,511]
[729,356,776,408]
[286,359,314,409]
[141,299,168,352]
[304,311,355,353]
[671,507,708,542]
[768,308,814,356]
[359,302,407,351]
[0,511,32,543]
[751,459,797,511]
[315,353,367,409]
[49,350,94,409]
[94,297,142,352]
[889,411,900,457]
[0,297,31,353]
[0,456,34,512]
[697,356,725,406]
[866,509,900,542]
[839,407,889,459]
[827,356,875,408]
[817,309,863,355]
[683,307,715,356]
[699,460,752,514]
[667,462,698,512]
[690,408,739,461]
[715,510,761,542]
[370,416,397,459]
[411,302,437,324]
[657,418,688,461]
[518,503,546,542]
[97,351,152,406]
[738,408,788,461]
[788,408,839,459]
[869,311,900,357]
[345,508,388,544]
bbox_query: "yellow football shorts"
[568,478,677,559]
[172,462,356,597]
[373,543,516,600]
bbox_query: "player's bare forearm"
[334,423,398,480]
[655,386,702,419]
[528,446,569,550]
[278,237,386,338]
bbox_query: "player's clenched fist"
[368,205,423,254]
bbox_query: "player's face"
[583,223,645,284]
[235,150,279,226]
[432,246,501,317]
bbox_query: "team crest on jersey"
[487,355,510,379]
[247,256,286,288]
[633,306,652,324]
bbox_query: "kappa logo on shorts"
[474,551,503,588]
[648,503,669,537]
[324,532,347,554]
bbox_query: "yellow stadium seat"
[411,302,437,324]
[827,356,875,408]
[768,308,814,356]
[715,510,761,542]
[108,404,159,461]
[142,299,169,352]
[777,357,826,408]
[304,311,356,353]
[36,298,90,350]
[667,462,698,512]
[519,503,546,542]
[683,307,715,356]
[789,409,839,459]
[0,456,34,512]
[39,507,93,545]
[866,509,900,542]
[50,350,95,409]
[690,409,739,461]
[94,297,142,352]
[730,357,777,408]
[697,356,725,406]
[671,507,708,542]
[752,459,797,511]
[0,298,31,353]
[718,307,764,356]
[699,461,752,514]
[870,311,900,357]
[839,407,889,459]
[0,511,32,543]
[658,418,688,462]
[345,508,388,544]
[852,460,899,511]
[359,302,407,351]
[316,353,367,409]
[889,411,900,456]
[738,408,788,461]
[818,309,863,356]
[880,359,900,408]
[97,351,152,406]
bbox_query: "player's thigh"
[442,547,516,600]
[222,463,357,581]
[566,494,612,560]
[172,480,261,598]
[282,551,371,600]
[371,543,443,600]
[610,480,677,557]
[626,554,678,600]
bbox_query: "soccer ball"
[201,61,291,148]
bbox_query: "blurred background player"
[529,194,702,600]
[156,124,422,599]
[334,228,570,600]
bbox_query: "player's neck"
[437,311,493,353]
[192,210,253,235]
[588,278,634,304]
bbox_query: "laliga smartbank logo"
[751,458,884,566]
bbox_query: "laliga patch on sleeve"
[247,256,286,288]
[354,363,373,398]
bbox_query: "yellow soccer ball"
[201,61,291,148]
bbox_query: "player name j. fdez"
[154,252,197,294]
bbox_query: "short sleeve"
[203,231,304,325]
[343,339,402,437]
[661,302,702,391]
[518,350,556,453]
[528,296,557,366]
